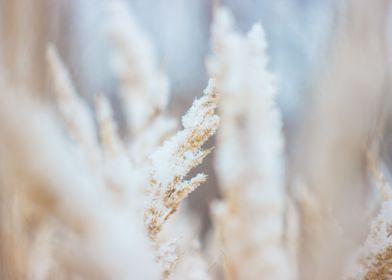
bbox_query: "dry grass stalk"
[0,89,159,279]
[291,0,390,278]
[145,80,219,240]
[144,81,218,277]
[46,45,101,167]
[47,16,216,276]
[106,0,177,174]
[208,8,292,280]
[344,153,392,279]
[344,201,392,280]
[293,180,347,280]
[106,0,175,141]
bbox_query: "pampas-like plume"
[106,0,175,143]
[293,179,345,280]
[46,45,101,167]
[47,45,158,277]
[344,155,392,279]
[95,95,144,215]
[170,240,212,280]
[344,201,392,280]
[106,0,177,167]
[47,37,214,279]
[207,8,292,280]
[163,208,212,280]
[0,89,159,279]
[107,4,217,276]
[144,80,218,278]
[146,79,219,240]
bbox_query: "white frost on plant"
[47,9,215,279]
[145,80,219,239]
[170,240,212,280]
[344,201,392,279]
[144,81,219,278]
[343,158,392,280]
[130,115,178,166]
[157,239,178,278]
[162,206,211,280]
[208,7,292,280]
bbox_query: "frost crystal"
[344,201,392,280]
[146,80,219,239]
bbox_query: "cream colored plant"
[3,1,392,280]
[344,200,392,280]
[106,0,176,167]
[45,6,218,276]
[0,88,158,279]
[208,8,292,280]
[344,153,392,280]
[146,80,219,277]
[146,79,219,240]
[47,45,101,168]
[106,2,217,277]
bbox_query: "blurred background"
[2,2,392,278]
[0,0,336,112]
